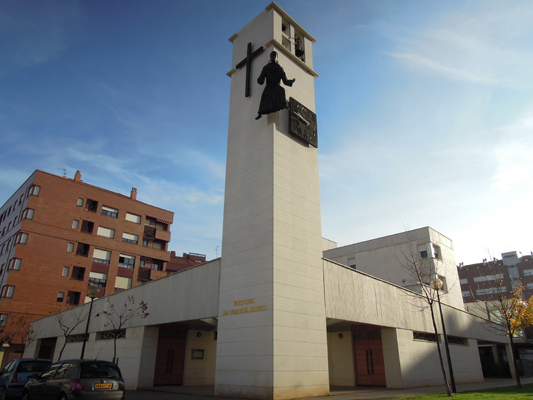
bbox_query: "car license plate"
[94,383,113,389]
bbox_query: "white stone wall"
[184,330,217,385]
[323,227,464,309]
[327,331,354,386]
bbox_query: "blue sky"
[1,1,532,264]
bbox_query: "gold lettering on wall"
[222,299,267,316]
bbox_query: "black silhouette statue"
[255,51,295,120]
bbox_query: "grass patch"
[389,384,533,400]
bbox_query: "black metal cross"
[235,42,264,98]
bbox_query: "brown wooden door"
[153,328,187,386]
[354,338,386,386]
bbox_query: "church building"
[24,3,509,399]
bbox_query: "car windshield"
[18,362,51,373]
[80,363,121,379]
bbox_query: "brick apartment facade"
[0,170,174,363]
[459,251,533,304]
[166,251,207,274]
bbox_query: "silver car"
[0,359,51,400]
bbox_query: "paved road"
[125,377,533,400]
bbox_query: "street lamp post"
[430,275,456,393]
[80,287,99,359]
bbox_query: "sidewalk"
[127,377,533,400]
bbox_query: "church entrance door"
[154,327,187,386]
[353,329,386,386]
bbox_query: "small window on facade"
[125,213,141,224]
[462,291,471,297]
[115,276,132,290]
[118,254,135,269]
[96,226,115,239]
[71,266,86,281]
[142,239,148,247]
[22,208,34,220]
[72,220,79,229]
[101,205,118,218]
[7,258,21,271]
[16,233,28,244]
[420,250,428,259]
[0,314,7,327]
[62,267,70,277]
[77,198,84,207]
[67,243,74,253]
[122,232,138,244]
[93,249,111,265]
[76,243,90,257]
[1,286,15,298]
[89,272,107,288]
[144,217,155,226]
[57,292,65,302]
[85,199,98,213]
[80,220,94,234]
[29,185,40,196]
[153,261,162,271]
[66,291,81,305]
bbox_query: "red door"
[153,328,187,386]
[354,337,386,386]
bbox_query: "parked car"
[21,360,124,400]
[0,358,52,400]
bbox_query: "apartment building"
[459,251,533,303]
[0,170,173,362]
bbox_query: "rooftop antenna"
[57,168,66,177]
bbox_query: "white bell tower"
[215,3,328,399]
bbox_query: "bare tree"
[397,232,452,397]
[95,295,149,364]
[55,308,88,361]
[465,260,533,388]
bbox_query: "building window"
[57,292,65,302]
[462,291,471,297]
[85,199,98,213]
[125,213,141,224]
[96,226,115,239]
[67,243,74,252]
[122,232,138,244]
[413,331,438,342]
[527,283,533,290]
[29,185,40,196]
[142,239,148,247]
[77,198,84,207]
[523,269,533,277]
[88,272,107,288]
[0,314,7,327]
[72,220,79,229]
[92,249,111,265]
[144,217,155,227]
[153,261,162,271]
[1,286,15,298]
[118,254,135,269]
[22,208,34,220]
[80,220,94,234]
[473,274,504,283]
[16,233,28,244]
[459,278,468,285]
[66,291,81,305]
[101,205,118,218]
[432,245,441,259]
[476,287,507,296]
[76,243,90,257]
[62,267,70,277]
[7,258,21,271]
[71,266,86,281]
[115,276,132,290]
[420,250,428,259]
